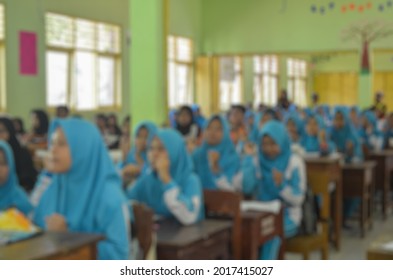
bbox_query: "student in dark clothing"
[55,106,70,119]
[107,114,122,149]
[27,109,50,145]
[0,118,38,193]
[12,118,26,144]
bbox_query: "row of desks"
[0,211,282,260]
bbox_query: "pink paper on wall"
[19,31,37,75]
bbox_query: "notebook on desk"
[0,230,42,246]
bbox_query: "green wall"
[169,0,202,54]
[0,0,129,127]
[202,0,393,54]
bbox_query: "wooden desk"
[367,150,393,220]
[304,155,342,250]
[342,161,376,237]
[367,235,393,260]
[241,209,284,260]
[0,232,104,260]
[157,219,232,260]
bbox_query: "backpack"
[298,185,320,236]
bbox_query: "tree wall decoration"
[341,20,393,73]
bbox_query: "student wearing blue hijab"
[255,109,278,130]
[359,111,384,152]
[0,141,33,216]
[330,108,363,163]
[192,115,242,191]
[301,114,336,155]
[122,122,157,185]
[245,111,258,144]
[127,129,204,225]
[242,120,306,259]
[33,118,130,260]
[285,113,305,144]
[349,106,361,131]
[191,104,207,129]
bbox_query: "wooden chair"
[285,171,330,260]
[132,202,155,260]
[203,189,242,260]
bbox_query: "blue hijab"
[193,115,241,189]
[124,122,157,170]
[33,119,129,258]
[284,112,305,142]
[191,104,206,128]
[330,108,363,161]
[129,129,204,221]
[257,121,292,200]
[301,114,327,152]
[0,141,32,216]
[245,111,258,143]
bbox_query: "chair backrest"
[132,202,155,260]
[203,189,242,259]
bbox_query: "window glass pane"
[98,57,115,107]
[176,64,188,104]
[168,36,175,60]
[271,56,278,74]
[46,51,68,106]
[176,37,192,62]
[75,51,95,110]
[254,56,261,73]
[46,13,73,48]
[75,19,95,50]
[97,24,120,53]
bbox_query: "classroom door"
[313,73,358,106]
[373,72,393,112]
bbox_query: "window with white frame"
[168,36,193,108]
[253,55,278,107]
[287,58,307,107]
[0,4,5,110]
[219,56,242,111]
[46,13,121,110]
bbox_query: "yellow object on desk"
[0,208,36,232]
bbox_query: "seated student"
[242,120,306,259]
[383,112,393,149]
[122,122,157,186]
[285,113,306,156]
[0,141,33,216]
[127,129,204,226]
[107,113,122,149]
[314,105,332,127]
[55,106,70,119]
[33,118,130,260]
[228,105,247,147]
[254,109,278,138]
[245,111,258,144]
[359,111,384,152]
[330,108,363,163]
[192,115,242,191]
[26,109,49,146]
[191,104,207,129]
[301,114,336,156]
[349,106,361,131]
[0,118,37,193]
[175,106,202,152]
[12,118,26,144]
[119,115,131,160]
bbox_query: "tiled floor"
[285,211,393,260]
